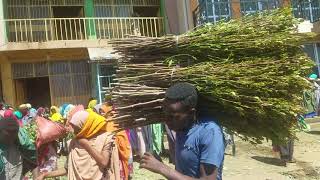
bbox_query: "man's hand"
[140,152,165,174]
[36,173,46,180]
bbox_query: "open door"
[15,79,27,106]
[15,77,51,108]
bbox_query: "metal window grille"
[196,0,231,25]
[291,0,320,22]
[240,0,280,15]
[12,60,91,105]
[97,64,115,103]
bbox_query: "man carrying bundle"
[140,83,225,180]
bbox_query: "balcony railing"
[1,17,164,43]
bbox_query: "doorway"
[15,77,51,108]
[52,6,85,40]
[133,6,160,36]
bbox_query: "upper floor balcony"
[0,0,164,51]
[2,17,164,42]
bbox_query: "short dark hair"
[0,117,19,131]
[164,82,198,109]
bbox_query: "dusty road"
[133,123,320,180]
[224,130,320,180]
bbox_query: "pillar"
[1,57,16,106]
[90,63,99,100]
[0,0,7,46]
[84,0,97,39]
[231,0,241,19]
[160,0,167,35]
[176,0,194,33]
[164,0,179,34]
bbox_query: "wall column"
[160,0,167,35]
[1,57,15,106]
[85,0,97,39]
[175,0,194,33]
[231,0,241,19]
[0,0,7,46]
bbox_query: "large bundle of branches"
[109,9,315,143]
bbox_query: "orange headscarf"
[103,105,131,180]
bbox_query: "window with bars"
[240,0,280,15]
[197,0,231,25]
[98,64,115,103]
[292,0,320,23]
[6,0,161,19]
[12,61,92,105]
[7,0,85,19]
[93,0,160,17]
[304,43,320,75]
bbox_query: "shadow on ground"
[251,156,285,167]
[307,130,320,135]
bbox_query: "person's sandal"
[287,159,296,163]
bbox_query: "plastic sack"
[36,116,67,148]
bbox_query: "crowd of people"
[0,83,228,180]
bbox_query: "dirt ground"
[51,126,320,180]
[133,129,320,180]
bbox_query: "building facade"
[0,0,166,107]
[192,0,320,75]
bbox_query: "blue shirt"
[175,119,225,179]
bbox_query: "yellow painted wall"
[0,55,16,106]
[0,48,90,106]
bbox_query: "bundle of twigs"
[109,8,315,143]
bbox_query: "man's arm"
[77,138,113,169]
[36,168,67,180]
[140,152,218,180]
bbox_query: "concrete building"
[0,0,167,107]
[191,0,320,75]
[2,0,315,107]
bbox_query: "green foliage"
[111,8,315,143]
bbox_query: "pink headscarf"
[69,110,90,129]
[37,107,45,116]
[67,105,85,123]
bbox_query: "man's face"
[0,129,18,144]
[163,101,195,132]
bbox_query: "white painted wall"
[0,0,7,47]
[164,0,194,34]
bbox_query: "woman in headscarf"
[60,104,69,118]
[63,104,75,120]
[95,103,132,180]
[68,110,120,180]
[19,104,32,125]
[49,106,63,123]
[29,108,37,119]
[4,110,23,127]
[37,107,45,117]
[87,99,98,112]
